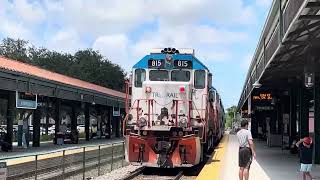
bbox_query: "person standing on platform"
[296,137,314,180]
[236,119,256,180]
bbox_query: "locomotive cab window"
[194,70,206,89]
[149,70,169,81]
[171,70,190,82]
[134,69,146,87]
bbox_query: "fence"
[0,141,126,180]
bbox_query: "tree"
[225,105,237,128]
[0,38,126,92]
[0,38,30,63]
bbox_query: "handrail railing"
[0,140,126,180]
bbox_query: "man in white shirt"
[236,120,256,180]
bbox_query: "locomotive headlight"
[179,117,188,128]
[172,131,177,136]
[178,131,184,137]
[142,130,148,136]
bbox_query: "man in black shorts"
[236,120,256,180]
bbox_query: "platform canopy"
[238,0,320,111]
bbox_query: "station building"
[0,56,126,150]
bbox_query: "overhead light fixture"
[253,81,262,88]
[304,57,315,88]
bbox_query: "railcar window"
[149,70,169,81]
[209,91,216,102]
[194,70,206,89]
[171,70,190,82]
[208,73,212,87]
[134,69,146,87]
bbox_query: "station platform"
[0,137,123,159]
[198,132,320,180]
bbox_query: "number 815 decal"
[148,59,164,68]
[174,60,192,69]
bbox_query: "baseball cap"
[303,137,312,145]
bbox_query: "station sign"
[255,106,274,111]
[0,162,7,180]
[252,93,272,101]
[16,91,37,109]
[113,107,120,117]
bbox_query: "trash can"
[56,132,64,145]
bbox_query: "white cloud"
[45,0,152,36]
[131,24,247,62]
[0,20,33,40]
[92,34,130,69]
[11,0,46,24]
[150,0,258,26]
[46,29,85,53]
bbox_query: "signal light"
[179,86,185,93]
[145,86,152,93]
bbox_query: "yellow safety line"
[5,145,116,166]
[196,134,229,180]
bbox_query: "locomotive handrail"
[123,98,156,136]
[201,93,208,118]
[124,97,206,142]
[125,80,130,114]
[191,101,206,143]
[123,99,139,136]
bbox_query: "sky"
[0,0,273,109]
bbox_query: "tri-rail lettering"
[152,92,179,98]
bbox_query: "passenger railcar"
[123,48,225,168]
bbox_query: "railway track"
[122,167,184,180]
[120,138,219,180]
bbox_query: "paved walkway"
[220,134,320,180]
[0,137,124,159]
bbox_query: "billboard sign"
[113,107,120,117]
[16,91,37,109]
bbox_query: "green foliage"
[225,105,237,128]
[78,132,85,138]
[40,134,54,142]
[0,38,30,63]
[0,38,126,91]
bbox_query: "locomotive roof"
[133,53,209,70]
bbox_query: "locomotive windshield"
[194,70,206,89]
[149,70,169,81]
[134,69,146,87]
[171,70,190,82]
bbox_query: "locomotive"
[123,48,225,168]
